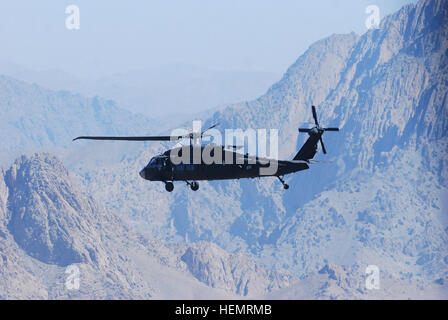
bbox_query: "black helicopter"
[73,106,339,192]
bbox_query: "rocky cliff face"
[4,154,106,266]
[181,242,290,296]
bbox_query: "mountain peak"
[4,152,104,266]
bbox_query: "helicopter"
[73,106,339,192]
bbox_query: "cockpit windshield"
[147,157,165,168]
[148,158,156,167]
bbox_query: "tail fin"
[293,136,319,160]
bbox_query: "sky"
[0,0,417,78]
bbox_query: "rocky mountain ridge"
[0,153,287,298]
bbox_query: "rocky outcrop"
[0,153,242,299]
[181,242,290,296]
[4,153,106,266]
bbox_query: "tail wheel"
[190,181,199,191]
[277,176,289,190]
[165,182,174,192]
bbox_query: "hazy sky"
[0,0,417,78]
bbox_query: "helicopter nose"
[139,169,146,179]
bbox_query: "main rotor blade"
[180,123,220,140]
[319,137,327,154]
[201,123,219,136]
[205,123,219,131]
[73,136,181,142]
[324,128,339,131]
[312,105,319,126]
[299,128,311,133]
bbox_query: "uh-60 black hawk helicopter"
[74,106,339,192]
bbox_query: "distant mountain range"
[0,62,280,119]
[0,0,447,299]
[0,75,158,150]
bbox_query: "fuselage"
[139,145,309,182]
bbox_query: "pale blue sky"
[0,0,417,78]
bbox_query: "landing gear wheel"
[190,181,199,191]
[165,182,174,192]
[277,176,289,190]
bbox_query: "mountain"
[0,75,157,161]
[0,153,289,298]
[0,62,280,119]
[71,0,448,297]
[180,241,290,296]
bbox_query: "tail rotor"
[298,105,339,155]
